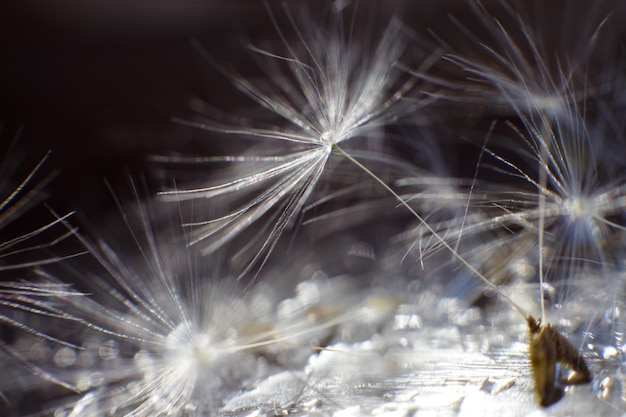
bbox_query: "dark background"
[0,0,493,206]
[0,0,624,221]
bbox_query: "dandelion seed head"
[160,4,418,277]
[164,323,225,369]
[43,280,275,416]
[15,206,379,416]
[320,131,335,147]
[564,196,590,220]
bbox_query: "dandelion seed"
[157,3,419,277]
[385,5,626,406]
[406,1,625,301]
[316,104,597,407]
[432,90,626,301]
[5,181,392,416]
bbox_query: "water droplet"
[53,347,76,368]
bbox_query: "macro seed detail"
[527,315,591,407]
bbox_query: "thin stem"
[537,129,548,322]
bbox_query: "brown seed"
[527,315,591,407]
